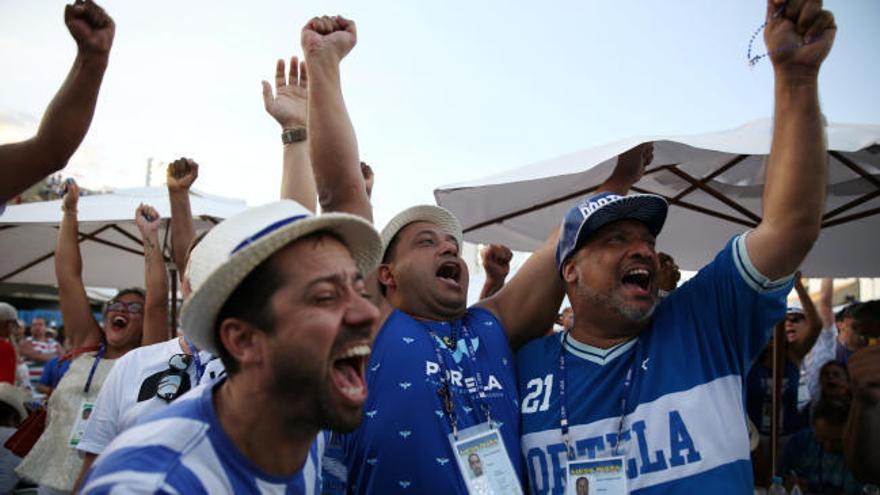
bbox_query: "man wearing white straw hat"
[303,15,649,494]
[81,200,383,494]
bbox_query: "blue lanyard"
[422,319,492,437]
[185,337,206,385]
[558,331,640,460]
[83,344,106,394]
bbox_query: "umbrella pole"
[771,323,784,477]
[170,267,178,340]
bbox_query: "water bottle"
[768,476,787,495]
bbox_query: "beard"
[576,282,658,323]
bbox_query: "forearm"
[56,210,85,291]
[280,142,317,211]
[168,190,195,276]
[817,277,834,329]
[73,452,98,495]
[751,76,825,279]
[306,58,371,220]
[480,277,506,300]
[844,398,880,482]
[796,280,823,357]
[142,231,169,345]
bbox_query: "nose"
[344,291,381,330]
[627,238,656,264]
[439,237,459,257]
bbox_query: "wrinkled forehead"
[397,221,458,248]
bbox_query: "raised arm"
[817,276,834,330]
[745,0,836,280]
[788,272,823,362]
[0,0,114,203]
[135,204,169,345]
[166,158,198,280]
[479,245,512,300]
[55,179,102,348]
[480,143,650,350]
[262,57,317,210]
[302,16,371,220]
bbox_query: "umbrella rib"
[461,185,602,233]
[670,154,750,202]
[830,151,880,188]
[630,186,759,228]
[662,165,762,223]
[0,251,56,282]
[823,189,880,222]
[822,205,880,229]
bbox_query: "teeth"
[627,268,649,276]
[341,385,364,398]
[339,344,371,359]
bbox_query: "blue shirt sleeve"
[38,357,59,387]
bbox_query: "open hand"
[301,15,357,62]
[765,0,836,75]
[262,57,308,129]
[166,158,199,192]
[135,204,161,237]
[64,0,114,56]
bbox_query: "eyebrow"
[304,272,365,290]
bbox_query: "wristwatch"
[281,127,307,144]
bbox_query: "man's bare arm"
[789,273,823,362]
[817,277,834,330]
[167,158,198,279]
[745,0,836,279]
[136,204,169,345]
[302,16,371,220]
[0,0,114,203]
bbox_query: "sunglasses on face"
[785,315,805,323]
[156,354,193,402]
[107,301,144,315]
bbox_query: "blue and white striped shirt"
[82,380,326,494]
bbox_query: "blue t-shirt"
[781,427,863,494]
[37,356,71,389]
[745,357,807,436]
[332,307,522,494]
[81,379,326,494]
[517,235,792,494]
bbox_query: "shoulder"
[516,333,561,374]
[464,306,505,334]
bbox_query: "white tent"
[0,186,247,289]
[435,119,880,277]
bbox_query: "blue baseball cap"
[556,191,668,276]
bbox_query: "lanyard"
[184,337,206,385]
[558,331,640,460]
[83,344,106,394]
[422,319,492,438]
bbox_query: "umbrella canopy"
[0,186,247,289]
[435,119,880,277]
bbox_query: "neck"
[178,335,193,355]
[214,375,316,476]
[570,318,645,349]
[103,342,137,360]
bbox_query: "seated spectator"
[17,317,62,399]
[782,398,863,494]
[0,0,115,207]
[0,383,28,493]
[0,304,19,385]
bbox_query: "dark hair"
[378,232,404,297]
[819,359,848,379]
[811,398,850,426]
[835,303,856,323]
[850,300,879,325]
[212,231,345,375]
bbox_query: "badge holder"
[449,422,522,495]
[565,457,627,495]
[68,400,94,447]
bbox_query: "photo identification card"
[450,423,522,495]
[68,400,94,447]
[566,457,627,495]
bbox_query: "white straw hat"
[0,383,27,422]
[380,205,463,260]
[181,200,382,355]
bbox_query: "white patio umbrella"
[0,186,247,289]
[435,119,880,277]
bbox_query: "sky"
[2,0,879,300]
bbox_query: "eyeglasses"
[107,301,144,315]
[785,315,805,323]
[156,354,192,402]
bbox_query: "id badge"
[449,422,523,495]
[566,456,627,495]
[68,400,94,447]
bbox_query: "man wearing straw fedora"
[81,200,383,493]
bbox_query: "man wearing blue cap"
[517,0,837,492]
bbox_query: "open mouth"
[111,315,129,330]
[436,261,462,289]
[331,344,371,404]
[620,267,652,295]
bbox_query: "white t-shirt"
[77,337,225,455]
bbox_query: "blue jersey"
[333,307,522,494]
[38,356,71,389]
[81,380,327,494]
[517,235,792,494]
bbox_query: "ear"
[377,264,396,293]
[218,318,266,370]
[561,258,578,285]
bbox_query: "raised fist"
[64,0,114,56]
[361,161,374,198]
[166,158,199,193]
[765,0,836,74]
[481,244,513,282]
[301,15,357,62]
[62,178,80,212]
[135,203,161,237]
[262,57,308,130]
